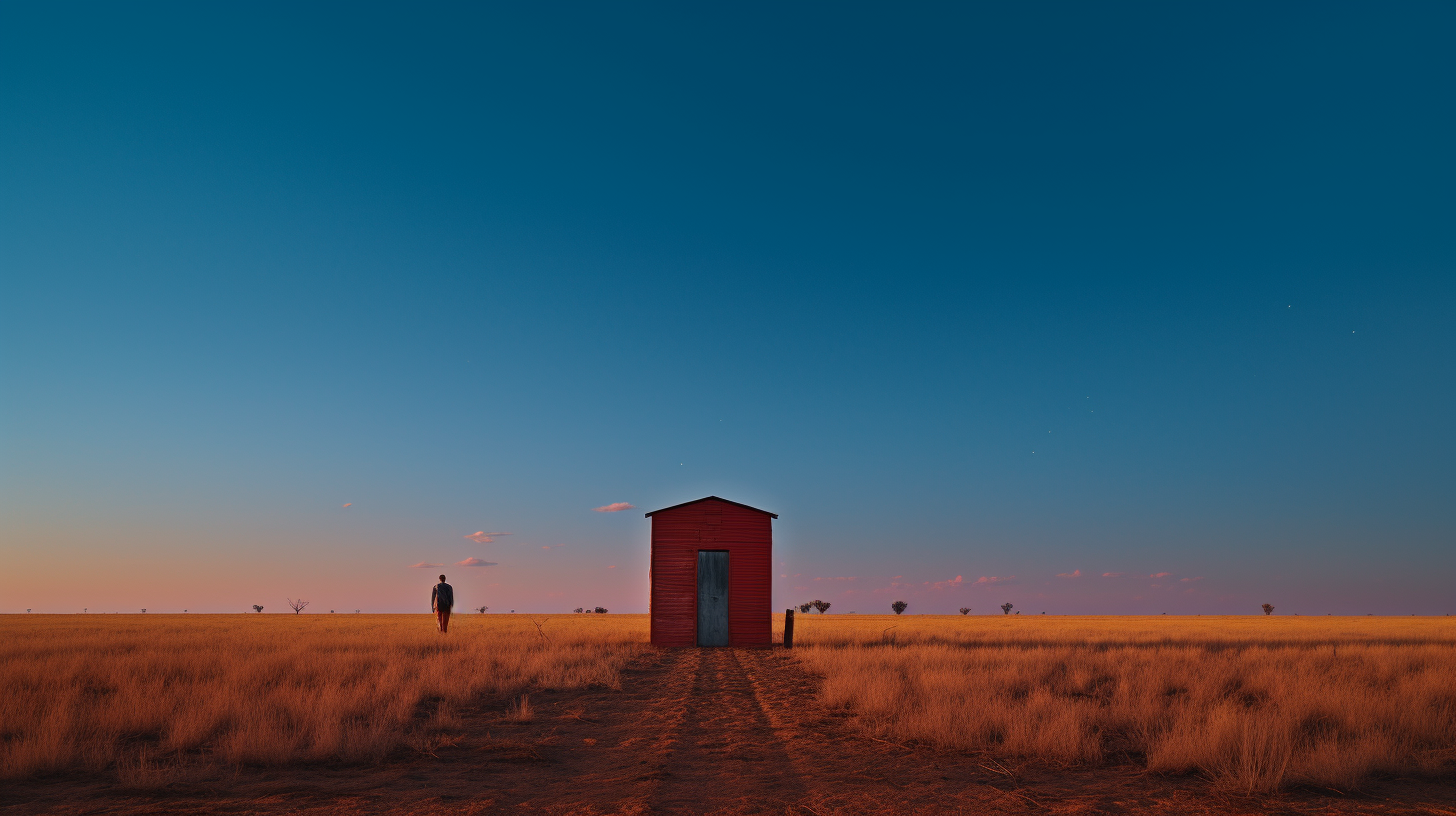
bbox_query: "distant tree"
[1001,603,1013,615]
[27,609,31,613]
[1262,603,1275,616]
[141,609,146,613]
[574,607,585,613]
[476,606,489,613]
[594,607,608,614]
[253,605,264,613]
[811,600,831,614]
[891,601,908,615]
[798,602,813,614]
[287,598,309,614]
[959,607,971,615]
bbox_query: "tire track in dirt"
[644,649,812,813]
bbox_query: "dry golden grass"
[793,615,1456,792]
[0,613,647,780]
[9,611,1455,797]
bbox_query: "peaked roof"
[644,496,779,519]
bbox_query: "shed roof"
[644,496,779,519]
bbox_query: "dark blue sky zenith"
[3,2,1453,614]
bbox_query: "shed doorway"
[696,550,730,646]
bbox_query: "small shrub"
[959,607,971,615]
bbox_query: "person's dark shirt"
[432,582,454,611]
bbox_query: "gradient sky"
[3,2,1453,616]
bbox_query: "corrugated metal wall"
[649,498,773,647]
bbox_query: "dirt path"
[646,650,811,811]
[5,647,1456,815]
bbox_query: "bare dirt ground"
[5,647,1454,815]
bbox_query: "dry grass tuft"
[794,615,1456,792]
[0,613,647,780]
[503,694,534,722]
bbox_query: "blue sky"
[3,2,1453,615]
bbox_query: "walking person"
[432,574,454,633]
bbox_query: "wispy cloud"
[1180,576,1204,583]
[813,576,857,582]
[409,562,444,568]
[1150,572,1171,579]
[455,557,497,567]
[1056,569,1082,578]
[342,503,352,508]
[927,575,965,590]
[608,565,617,569]
[871,577,918,594]
[1101,572,1125,578]
[465,531,511,543]
[973,575,1015,586]
[592,502,635,513]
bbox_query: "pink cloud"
[592,502,635,513]
[342,503,352,508]
[1101,572,1125,578]
[1150,572,1171,579]
[927,575,965,590]
[455,558,498,567]
[814,576,857,582]
[1056,569,1082,578]
[871,580,916,594]
[409,562,444,568]
[608,565,617,569]
[465,531,511,543]
[1180,576,1204,583]
[973,575,1015,586]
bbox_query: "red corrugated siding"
[650,498,773,647]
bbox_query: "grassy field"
[4,613,1454,795]
[793,614,1456,792]
[0,613,648,780]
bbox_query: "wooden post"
[783,608,795,649]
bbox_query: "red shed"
[646,496,777,647]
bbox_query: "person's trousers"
[436,607,451,632]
